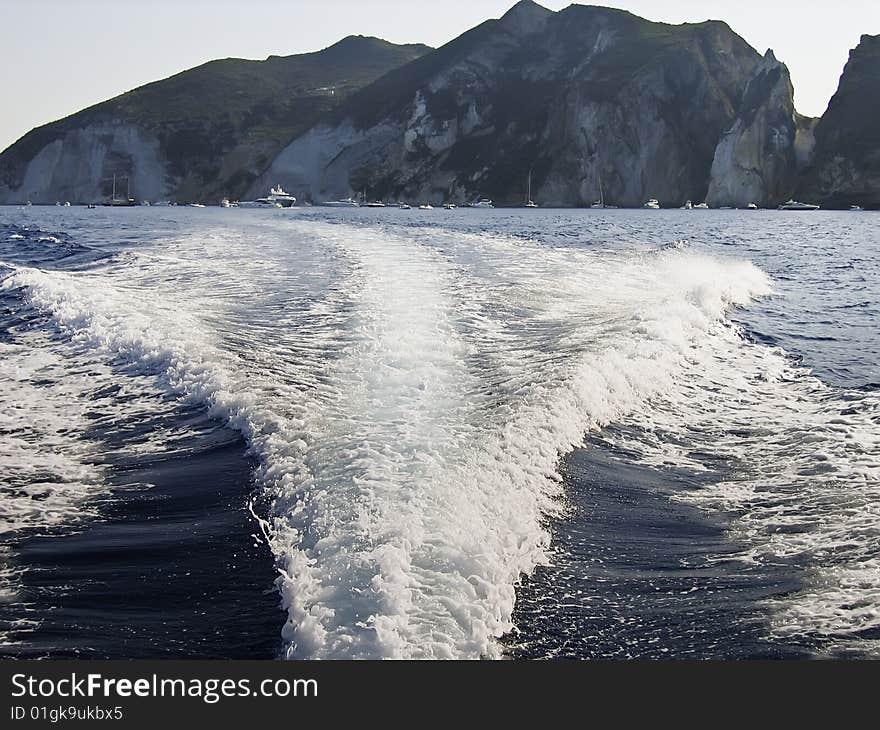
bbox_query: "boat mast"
[527,169,531,204]
[112,173,117,203]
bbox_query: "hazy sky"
[1,0,878,153]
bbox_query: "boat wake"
[6,214,876,658]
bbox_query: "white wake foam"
[2,215,775,658]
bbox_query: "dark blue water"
[1,206,877,659]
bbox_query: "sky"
[1,0,878,153]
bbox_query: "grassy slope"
[0,36,431,199]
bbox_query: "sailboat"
[590,162,606,208]
[525,170,538,208]
[101,173,136,207]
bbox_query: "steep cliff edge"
[707,51,816,208]
[796,34,880,208]
[0,37,430,204]
[253,2,762,207]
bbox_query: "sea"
[0,205,877,659]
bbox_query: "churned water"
[0,206,877,659]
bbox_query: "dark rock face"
[255,2,762,207]
[797,34,880,209]
[7,3,877,209]
[0,37,430,204]
[707,51,817,208]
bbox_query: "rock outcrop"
[0,37,430,204]
[252,2,763,207]
[6,3,878,208]
[796,34,880,208]
[707,50,817,208]
[252,0,761,206]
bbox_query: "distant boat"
[64,201,71,207]
[399,203,411,210]
[365,201,386,208]
[472,199,494,208]
[25,200,32,206]
[525,170,538,208]
[591,151,607,209]
[238,198,281,208]
[778,199,819,211]
[219,198,235,208]
[443,203,456,210]
[267,184,296,207]
[321,197,359,207]
[86,204,96,209]
[849,205,865,211]
[101,173,137,207]
[643,199,660,209]
[418,203,433,210]
[747,202,759,210]
[681,200,693,210]
[188,203,206,208]
[693,202,709,210]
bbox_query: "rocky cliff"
[0,37,430,204]
[253,1,763,207]
[6,4,877,208]
[796,34,880,209]
[707,51,817,208]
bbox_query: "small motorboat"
[418,204,434,210]
[779,199,819,211]
[643,199,660,209]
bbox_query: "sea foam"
[2,216,774,658]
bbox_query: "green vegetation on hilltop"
[0,36,430,201]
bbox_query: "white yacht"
[849,205,865,211]
[238,198,282,209]
[643,199,660,209]
[219,198,237,208]
[778,199,819,211]
[472,199,494,208]
[418,203,433,210]
[267,185,296,207]
[321,197,359,207]
[746,202,759,210]
[693,202,709,209]
[399,203,411,210]
[365,201,386,208]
